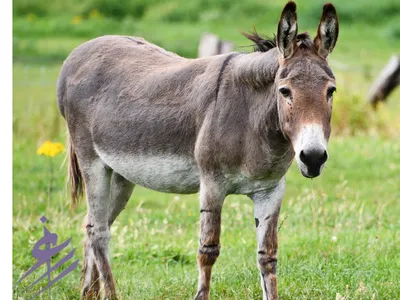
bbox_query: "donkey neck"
[232,48,280,89]
[211,50,294,178]
[231,49,291,153]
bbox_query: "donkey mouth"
[299,164,324,178]
[301,170,319,178]
[301,172,314,178]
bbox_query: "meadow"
[13,0,400,299]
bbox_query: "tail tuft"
[68,134,84,207]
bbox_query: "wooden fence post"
[367,55,400,107]
[198,33,234,57]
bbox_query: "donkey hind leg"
[81,159,117,300]
[108,172,134,227]
[82,242,101,300]
[250,180,285,300]
[194,179,225,300]
[82,171,134,299]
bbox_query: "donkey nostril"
[299,150,307,164]
[320,150,328,164]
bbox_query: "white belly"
[95,149,200,194]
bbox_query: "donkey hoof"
[194,289,209,300]
[81,288,100,300]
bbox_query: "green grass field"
[13,0,400,299]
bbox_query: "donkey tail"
[68,133,84,207]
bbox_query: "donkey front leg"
[250,179,285,300]
[81,159,117,300]
[194,179,225,300]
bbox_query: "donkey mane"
[243,30,316,53]
[242,30,276,53]
[296,32,318,52]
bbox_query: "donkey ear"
[314,3,339,59]
[277,1,298,59]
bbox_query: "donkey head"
[275,2,339,178]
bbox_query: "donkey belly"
[95,148,200,194]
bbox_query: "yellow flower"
[89,9,103,19]
[26,13,36,22]
[71,15,83,25]
[37,141,65,157]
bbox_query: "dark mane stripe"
[215,53,240,100]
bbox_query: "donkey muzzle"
[299,147,328,178]
[294,124,329,178]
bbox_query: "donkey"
[57,2,339,299]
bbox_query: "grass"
[12,0,400,299]
[13,133,400,299]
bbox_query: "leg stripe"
[198,247,220,256]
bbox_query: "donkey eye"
[327,86,336,100]
[279,87,291,98]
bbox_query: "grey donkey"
[57,2,339,299]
